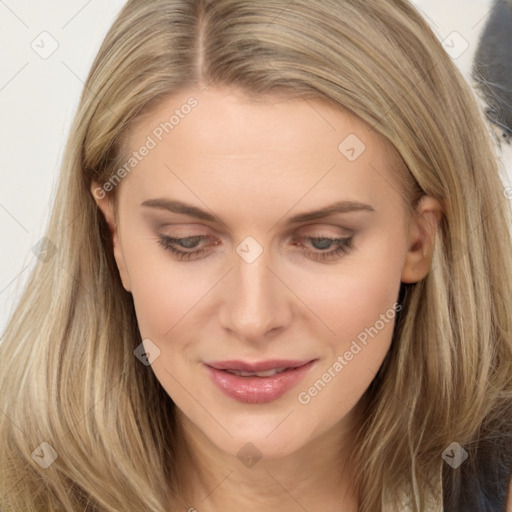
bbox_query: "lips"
[224,367,289,377]
[205,359,313,373]
[204,359,317,403]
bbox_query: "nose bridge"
[221,236,290,340]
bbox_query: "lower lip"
[204,360,317,403]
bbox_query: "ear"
[401,196,444,284]
[90,182,132,292]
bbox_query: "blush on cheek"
[127,258,213,343]
[312,266,400,339]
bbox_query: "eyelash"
[157,234,354,262]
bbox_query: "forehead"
[127,86,388,151]
[119,86,407,214]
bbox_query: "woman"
[1,1,512,510]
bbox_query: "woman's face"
[92,85,439,461]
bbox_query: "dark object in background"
[473,0,512,145]
[440,8,512,512]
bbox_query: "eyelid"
[156,222,353,237]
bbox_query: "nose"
[219,242,294,343]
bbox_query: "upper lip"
[205,359,315,372]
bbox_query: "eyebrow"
[141,198,375,228]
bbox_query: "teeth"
[226,367,289,377]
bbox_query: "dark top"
[442,424,512,511]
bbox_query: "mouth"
[205,358,314,373]
[221,367,291,377]
[204,359,317,403]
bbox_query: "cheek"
[121,235,205,339]
[293,236,404,406]
[297,269,401,417]
[298,234,404,343]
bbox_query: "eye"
[292,235,354,262]
[157,235,214,261]
[157,233,355,262]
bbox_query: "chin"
[213,416,315,462]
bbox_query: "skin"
[92,85,443,511]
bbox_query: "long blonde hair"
[2,1,512,510]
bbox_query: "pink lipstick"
[204,359,317,403]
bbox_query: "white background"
[0,0,509,337]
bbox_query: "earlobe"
[90,182,132,292]
[401,196,443,284]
